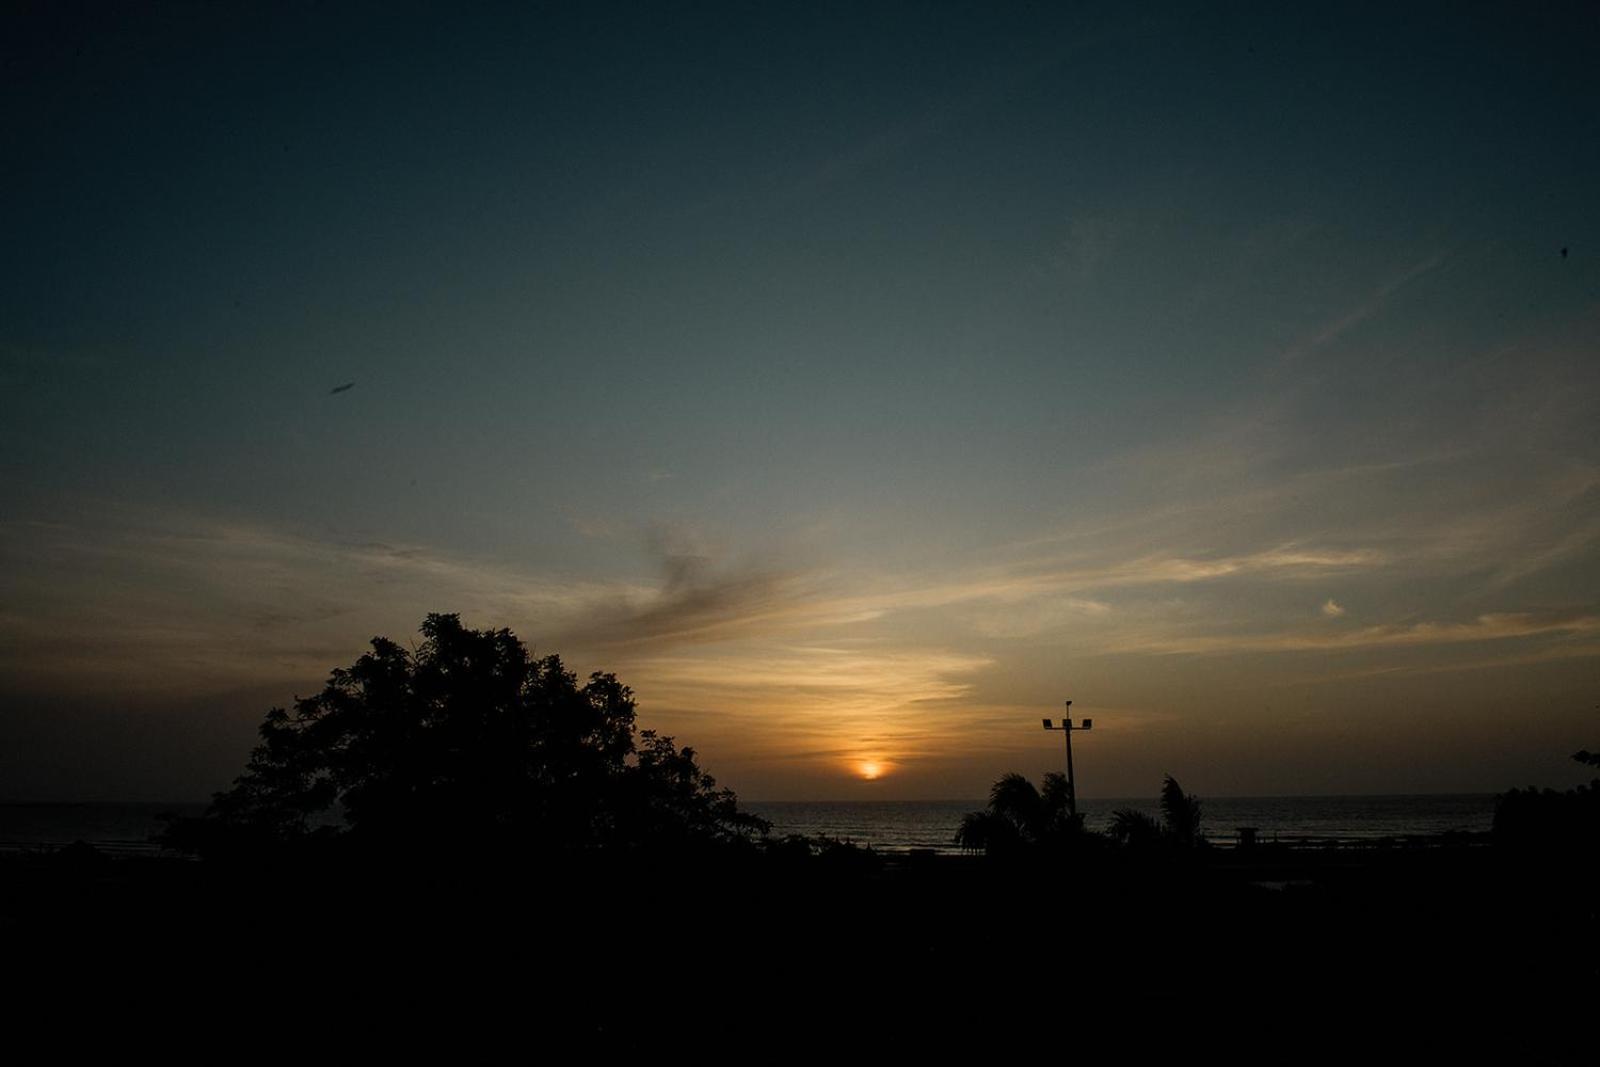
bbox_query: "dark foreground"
[3,840,1593,1060]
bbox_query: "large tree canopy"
[172,613,767,857]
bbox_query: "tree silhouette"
[1106,808,1164,848]
[165,613,767,857]
[1493,747,1600,852]
[954,771,1084,855]
[1159,774,1203,846]
[1107,775,1204,850]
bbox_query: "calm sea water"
[746,794,1497,854]
[0,802,207,855]
[1,795,1495,855]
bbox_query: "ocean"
[748,794,1497,853]
[0,802,207,855]
[1,794,1496,855]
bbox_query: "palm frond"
[1039,772,1072,818]
[954,809,1022,854]
[1160,775,1202,845]
[988,772,1044,836]
[1108,808,1163,847]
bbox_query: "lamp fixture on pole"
[1041,701,1092,819]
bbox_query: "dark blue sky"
[4,2,1598,799]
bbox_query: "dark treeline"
[4,616,1596,1056]
[1494,748,1600,853]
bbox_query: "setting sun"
[856,760,888,781]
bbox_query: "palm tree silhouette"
[955,771,1084,854]
[1107,775,1203,849]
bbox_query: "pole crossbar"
[1043,700,1092,819]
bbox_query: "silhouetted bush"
[1493,749,1600,854]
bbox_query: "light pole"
[1042,700,1092,819]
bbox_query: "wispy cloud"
[1484,508,1600,590]
[1109,613,1600,656]
[618,640,996,776]
[0,495,1400,688]
[8,446,1598,799]
[0,508,648,694]
[823,543,1385,621]
[1279,251,1448,365]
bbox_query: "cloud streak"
[0,508,649,695]
[1279,251,1448,365]
[1109,613,1600,657]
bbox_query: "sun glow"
[856,759,888,781]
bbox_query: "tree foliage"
[953,771,1085,855]
[954,769,1207,855]
[1108,775,1204,850]
[166,613,768,857]
[1493,748,1600,853]
[1106,808,1164,849]
[1159,774,1204,847]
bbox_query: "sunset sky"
[4,2,1597,801]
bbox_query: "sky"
[3,1,1598,802]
